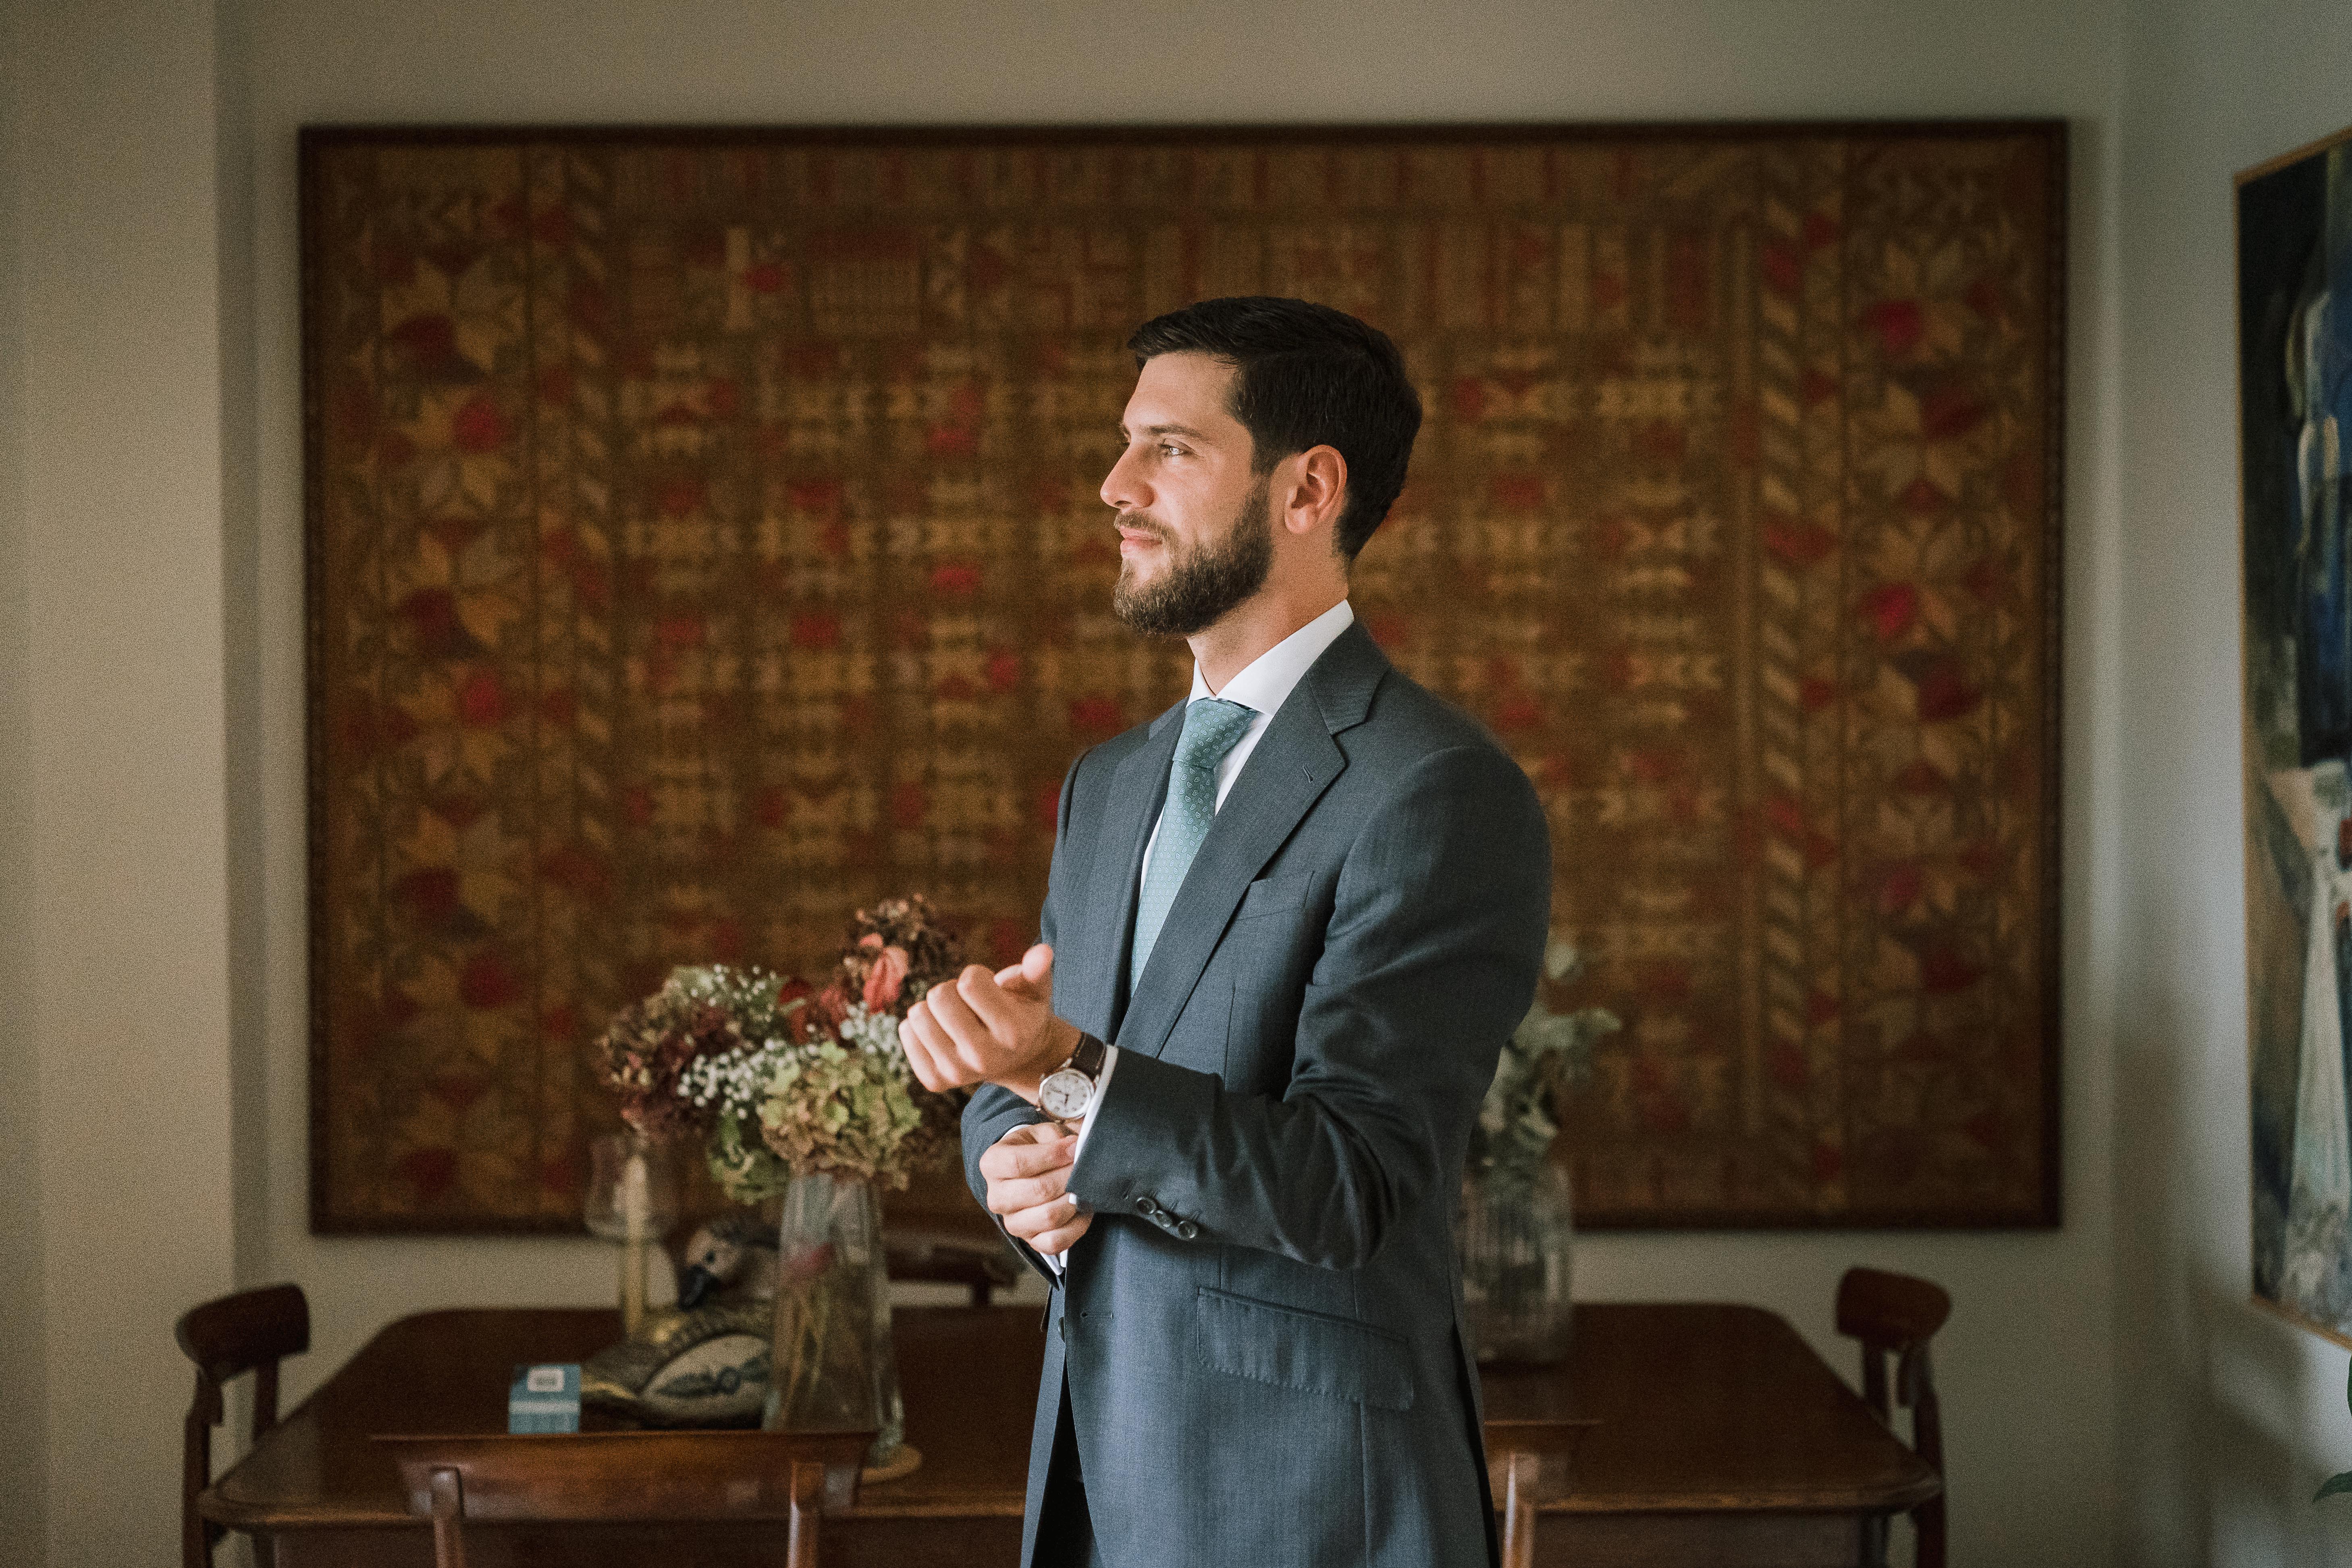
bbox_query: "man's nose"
[1101,446,1147,512]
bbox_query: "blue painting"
[2243,127,2352,1342]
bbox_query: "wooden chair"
[884,1227,1024,1306]
[175,1282,310,1568]
[1836,1267,1951,1568]
[1484,1417,1598,1568]
[383,1429,874,1568]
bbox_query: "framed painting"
[2242,122,2352,1342]
[305,121,2065,1233]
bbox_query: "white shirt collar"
[1187,598,1355,719]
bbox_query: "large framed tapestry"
[2240,123,2352,1344]
[305,122,2065,1234]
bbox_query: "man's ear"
[1279,445,1348,540]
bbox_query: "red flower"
[862,945,911,1011]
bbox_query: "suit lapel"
[1071,703,1184,1039]
[1114,621,1391,1062]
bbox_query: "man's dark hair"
[1126,297,1422,561]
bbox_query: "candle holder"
[585,1132,679,1335]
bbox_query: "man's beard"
[1112,478,1275,638]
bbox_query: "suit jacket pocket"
[1232,871,1312,922]
[1193,1285,1414,1412]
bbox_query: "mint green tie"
[1130,698,1257,991]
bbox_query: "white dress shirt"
[1045,598,1355,1271]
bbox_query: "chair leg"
[786,1457,826,1568]
[184,1396,215,1568]
[1857,1511,1889,1568]
[427,1468,468,1568]
[1913,1493,1946,1568]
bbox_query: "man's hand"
[902,943,1079,1103]
[981,1121,1094,1255]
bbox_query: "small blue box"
[507,1363,582,1433]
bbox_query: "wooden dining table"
[202,1300,1936,1567]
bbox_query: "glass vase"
[764,1171,907,1473]
[582,1132,679,1337]
[1458,1161,1575,1364]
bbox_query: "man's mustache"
[1114,510,1169,542]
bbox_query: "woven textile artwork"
[305,125,2063,1232]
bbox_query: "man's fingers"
[1004,1193,1090,1250]
[985,1165,1072,1217]
[899,1006,945,1090]
[980,1124,1074,1182]
[957,964,1027,1038]
[923,978,991,1066]
[1029,1219,1093,1255]
[997,944,1056,1001]
[901,1005,969,1090]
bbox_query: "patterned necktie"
[1130,697,1258,991]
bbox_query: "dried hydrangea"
[819,894,965,1022]
[816,895,974,1173]
[1467,938,1622,1192]
[592,963,814,1142]
[756,1038,925,1190]
[710,1105,790,1205]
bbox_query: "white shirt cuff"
[1043,1044,1118,1275]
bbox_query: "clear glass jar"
[583,1132,679,1336]
[763,1171,906,1473]
[1458,1161,1575,1364]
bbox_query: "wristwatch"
[1037,1032,1108,1126]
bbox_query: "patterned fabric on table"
[303,126,2063,1231]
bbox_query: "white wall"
[2112,1,2352,1564]
[1,1,2138,1564]
[9,0,251,1564]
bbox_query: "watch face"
[1039,1068,1091,1121]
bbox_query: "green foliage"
[1466,937,1621,1192]
[709,1106,790,1205]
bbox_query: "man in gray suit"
[900,297,1551,1568]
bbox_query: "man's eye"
[1159,443,1184,458]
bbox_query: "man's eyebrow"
[1117,422,1215,442]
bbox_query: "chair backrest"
[382,1429,874,1568]
[176,1283,310,1568]
[1835,1266,1951,1568]
[883,1228,1023,1306]
[1483,1417,1599,1568]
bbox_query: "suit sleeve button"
[1134,1196,1158,1215]
[1176,1221,1200,1240]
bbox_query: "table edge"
[201,1302,1942,1529]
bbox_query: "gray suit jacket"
[961,620,1551,1568]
